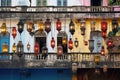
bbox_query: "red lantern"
[101,20,107,32]
[45,19,51,33]
[68,38,73,50]
[84,41,88,46]
[102,32,107,39]
[12,27,17,39]
[107,38,114,49]
[101,46,105,56]
[51,37,55,49]
[57,45,63,55]
[34,42,39,55]
[56,19,61,32]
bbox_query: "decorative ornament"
[27,20,33,33]
[38,19,44,31]
[17,41,24,57]
[51,37,55,49]
[34,42,39,55]
[12,43,17,53]
[80,19,86,35]
[45,19,51,34]
[68,38,73,50]
[1,23,7,35]
[56,19,61,32]
[12,27,17,39]
[57,45,63,56]
[101,46,105,56]
[74,38,79,48]
[62,37,67,45]
[27,42,30,51]
[89,39,94,52]
[2,42,8,53]
[17,20,24,34]
[69,19,75,35]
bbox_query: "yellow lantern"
[27,20,33,32]
[2,42,8,53]
[1,23,7,35]
[38,20,44,31]
[62,37,67,45]
[12,43,17,53]
[94,56,100,63]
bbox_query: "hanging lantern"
[97,40,101,48]
[45,19,51,33]
[84,41,88,46]
[74,38,79,48]
[62,37,67,45]
[17,20,24,34]
[68,38,73,50]
[12,27,17,39]
[102,31,107,39]
[27,42,30,51]
[12,43,17,53]
[42,45,48,57]
[2,42,8,53]
[112,19,118,34]
[38,19,44,31]
[107,38,114,49]
[34,42,39,55]
[57,45,63,55]
[1,23,7,35]
[101,46,105,56]
[80,19,86,35]
[51,37,55,49]
[89,39,94,52]
[69,19,75,35]
[56,19,61,32]
[27,20,33,33]
[101,20,107,32]
[94,56,100,63]
[91,20,96,31]
[17,41,24,57]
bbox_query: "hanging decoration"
[45,19,51,34]
[80,19,86,35]
[74,38,79,48]
[12,27,17,39]
[1,23,7,35]
[42,45,48,57]
[107,38,114,49]
[17,41,24,57]
[57,45,63,55]
[38,19,44,31]
[12,43,17,53]
[27,42,30,51]
[112,19,118,35]
[68,38,73,50]
[84,41,88,46]
[101,46,105,56]
[34,42,39,55]
[2,42,8,53]
[62,37,67,46]
[69,19,75,35]
[27,20,33,33]
[51,37,55,49]
[89,39,94,52]
[17,20,24,34]
[56,19,61,32]
[101,19,107,39]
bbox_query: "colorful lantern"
[17,41,24,57]
[112,19,118,34]
[2,42,8,53]
[12,27,17,39]
[42,45,48,54]
[68,38,73,50]
[101,20,107,32]
[84,41,88,46]
[27,42,30,51]
[62,37,67,45]
[101,46,105,56]
[12,43,17,53]
[34,42,39,55]
[102,31,107,39]
[56,19,61,32]
[17,20,24,34]
[57,45,63,55]
[69,19,75,35]
[27,20,33,33]
[91,20,96,31]
[45,19,51,33]
[80,19,86,35]
[51,37,55,49]
[107,38,114,49]
[1,23,7,35]
[74,38,79,48]
[38,19,44,31]
[89,39,94,52]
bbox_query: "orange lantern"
[101,20,107,32]
[51,37,55,49]
[62,37,67,45]
[68,38,73,50]
[27,20,33,33]
[12,27,17,39]
[2,42,8,53]
[56,19,61,32]
[38,19,44,31]
[57,45,63,55]
[12,43,17,53]
[102,32,107,39]
[34,42,39,55]
[1,23,7,35]
[101,46,105,56]
[107,38,114,49]
[84,41,88,46]
[27,42,30,51]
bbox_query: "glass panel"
[63,0,67,6]
[42,0,47,6]
[37,0,41,6]
[57,0,62,6]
